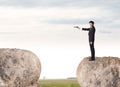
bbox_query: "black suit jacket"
[82,26,96,42]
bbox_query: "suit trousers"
[89,42,95,59]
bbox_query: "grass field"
[39,79,80,87]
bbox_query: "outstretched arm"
[74,26,90,31]
[82,28,90,31]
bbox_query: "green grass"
[38,79,80,87]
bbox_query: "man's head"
[89,21,94,27]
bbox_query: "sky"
[0,0,120,79]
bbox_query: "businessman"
[74,21,96,61]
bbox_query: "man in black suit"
[74,21,96,61]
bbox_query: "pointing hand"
[74,26,80,29]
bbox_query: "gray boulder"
[0,49,41,87]
[77,57,120,87]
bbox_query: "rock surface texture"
[0,49,41,87]
[77,57,120,87]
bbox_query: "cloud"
[0,0,98,7]
[0,0,119,8]
[47,18,89,25]
[98,30,112,34]
[0,1,119,42]
[47,17,103,25]
[0,0,119,29]
[0,32,21,35]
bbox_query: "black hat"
[89,21,94,24]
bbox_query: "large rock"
[0,49,41,87]
[77,57,120,87]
